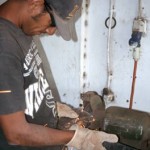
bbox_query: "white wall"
[40,24,81,107]
[41,0,150,113]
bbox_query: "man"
[0,0,118,150]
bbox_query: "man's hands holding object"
[66,125,118,150]
[56,102,118,150]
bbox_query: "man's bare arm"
[0,111,74,147]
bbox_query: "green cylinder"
[103,106,150,150]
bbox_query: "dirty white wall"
[41,0,150,113]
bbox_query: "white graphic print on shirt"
[23,41,56,118]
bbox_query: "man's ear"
[27,0,44,16]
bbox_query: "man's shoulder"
[0,17,22,41]
[0,17,30,55]
[0,18,15,41]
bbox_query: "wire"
[138,0,142,19]
[107,0,116,89]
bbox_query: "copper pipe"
[129,61,138,109]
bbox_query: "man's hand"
[66,125,118,150]
[56,102,78,118]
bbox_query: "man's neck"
[0,1,24,27]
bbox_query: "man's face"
[22,1,56,36]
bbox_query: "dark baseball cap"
[45,0,83,41]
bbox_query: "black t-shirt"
[0,17,63,150]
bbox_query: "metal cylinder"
[103,106,150,150]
